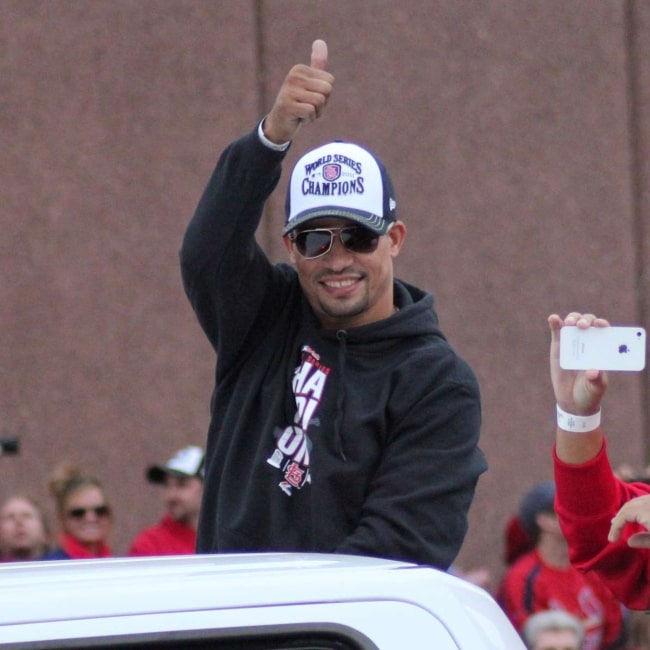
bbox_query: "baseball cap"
[146,445,205,484]
[518,481,556,537]
[283,140,397,236]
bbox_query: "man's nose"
[324,235,353,265]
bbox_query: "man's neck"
[536,535,570,568]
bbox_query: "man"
[497,482,625,649]
[549,311,650,609]
[180,39,486,568]
[522,610,585,650]
[0,495,49,561]
[128,445,204,556]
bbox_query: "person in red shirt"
[498,481,625,650]
[549,311,650,611]
[129,446,204,556]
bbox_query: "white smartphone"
[559,325,647,371]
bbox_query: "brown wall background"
[2,0,650,590]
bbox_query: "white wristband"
[556,404,601,433]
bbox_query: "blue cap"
[519,481,556,536]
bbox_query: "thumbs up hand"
[263,39,334,144]
[310,39,328,71]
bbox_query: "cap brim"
[282,208,389,236]
[146,466,167,484]
[147,467,203,484]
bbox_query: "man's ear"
[388,221,406,257]
[283,235,297,263]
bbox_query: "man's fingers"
[311,39,328,71]
[608,516,624,542]
[548,314,562,342]
[608,495,650,544]
[627,531,650,548]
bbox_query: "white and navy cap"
[147,445,205,484]
[283,141,397,236]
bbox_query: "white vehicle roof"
[0,552,525,649]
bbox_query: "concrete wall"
[2,0,650,590]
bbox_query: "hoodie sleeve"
[337,355,486,570]
[554,440,650,610]
[179,127,288,373]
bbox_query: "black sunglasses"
[66,505,111,520]
[289,225,384,260]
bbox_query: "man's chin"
[321,297,366,320]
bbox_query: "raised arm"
[549,312,650,609]
[548,312,609,463]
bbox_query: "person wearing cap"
[497,481,625,649]
[549,312,650,611]
[128,446,204,557]
[179,39,486,569]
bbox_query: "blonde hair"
[48,465,109,519]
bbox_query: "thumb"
[311,39,328,70]
[627,531,650,548]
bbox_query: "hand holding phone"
[559,325,646,371]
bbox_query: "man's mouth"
[323,278,358,289]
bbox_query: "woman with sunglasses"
[180,40,486,570]
[41,465,113,560]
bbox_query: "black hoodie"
[180,127,487,569]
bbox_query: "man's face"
[532,628,580,650]
[284,217,406,329]
[162,475,203,526]
[536,510,565,543]
[0,497,47,559]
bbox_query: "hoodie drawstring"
[333,329,348,460]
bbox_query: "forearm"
[555,427,604,465]
[338,380,485,569]
[553,439,650,609]
[180,128,285,277]
[337,480,479,569]
[179,127,287,354]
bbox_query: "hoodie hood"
[299,279,446,459]
[311,278,444,344]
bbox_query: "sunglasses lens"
[68,505,111,519]
[293,226,381,259]
[340,227,379,254]
[294,230,333,258]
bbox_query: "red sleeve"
[554,440,650,610]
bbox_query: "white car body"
[0,552,525,649]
